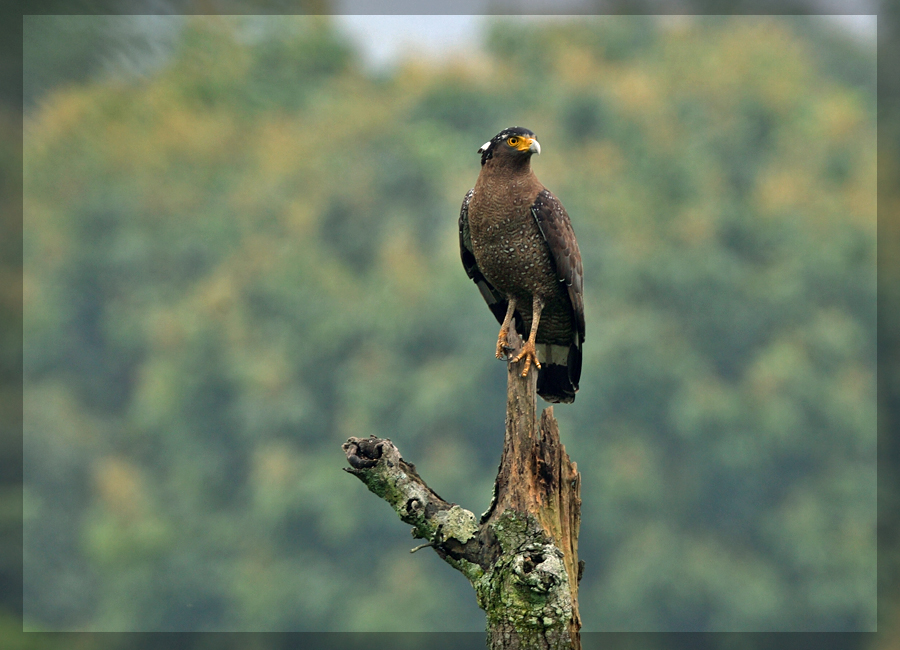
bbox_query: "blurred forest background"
[14,8,887,643]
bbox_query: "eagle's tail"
[536,343,581,403]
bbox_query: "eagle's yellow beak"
[515,136,540,154]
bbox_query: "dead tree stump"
[342,329,582,650]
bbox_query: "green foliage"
[23,15,875,633]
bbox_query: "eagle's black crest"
[479,126,536,166]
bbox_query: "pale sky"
[333,13,877,71]
[334,15,483,70]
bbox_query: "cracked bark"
[342,329,582,650]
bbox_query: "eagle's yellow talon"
[495,327,510,359]
[511,340,541,377]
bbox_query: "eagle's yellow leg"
[495,298,517,359]
[511,295,543,377]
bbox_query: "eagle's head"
[478,126,541,166]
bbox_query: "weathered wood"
[342,329,582,649]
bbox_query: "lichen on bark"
[477,511,575,648]
[342,330,581,649]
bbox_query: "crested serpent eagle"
[459,127,584,403]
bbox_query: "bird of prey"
[459,127,584,403]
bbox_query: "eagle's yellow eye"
[507,136,519,146]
